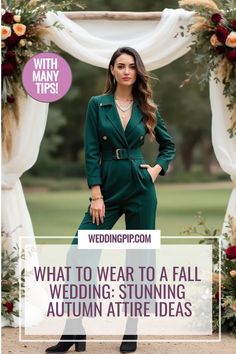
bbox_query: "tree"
[154,53,212,171]
[29,107,66,176]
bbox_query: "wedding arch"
[2,8,235,244]
[1,8,236,327]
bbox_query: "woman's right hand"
[90,199,105,225]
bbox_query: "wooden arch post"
[63,11,162,21]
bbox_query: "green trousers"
[78,157,157,232]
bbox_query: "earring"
[113,77,116,85]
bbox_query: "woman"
[45,47,176,353]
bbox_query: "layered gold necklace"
[115,97,133,119]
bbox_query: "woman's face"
[111,53,137,87]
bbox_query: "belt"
[102,148,143,161]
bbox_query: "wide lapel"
[102,94,128,147]
[125,99,143,139]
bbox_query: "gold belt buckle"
[115,148,121,160]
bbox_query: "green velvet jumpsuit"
[77,93,176,232]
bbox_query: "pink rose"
[225,31,236,48]
[210,34,223,47]
[12,23,26,37]
[13,15,21,23]
[1,26,11,40]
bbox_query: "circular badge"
[22,52,72,103]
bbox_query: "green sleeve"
[85,96,102,187]
[154,111,176,176]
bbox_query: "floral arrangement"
[178,0,236,137]
[213,216,236,335]
[1,0,83,156]
[1,231,25,325]
[182,213,236,336]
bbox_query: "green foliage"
[182,213,236,336]
[1,232,25,325]
[181,212,219,236]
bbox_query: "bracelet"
[89,195,103,202]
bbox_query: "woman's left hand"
[140,164,162,183]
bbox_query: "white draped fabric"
[2,95,48,242]
[1,8,236,327]
[2,94,48,327]
[209,78,236,240]
[44,8,194,70]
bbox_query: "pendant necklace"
[115,99,133,119]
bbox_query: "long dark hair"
[103,47,157,140]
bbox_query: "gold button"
[140,136,144,140]
[102,136,107,140]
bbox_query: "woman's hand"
[90,198,105,225]
[140,164,162,182]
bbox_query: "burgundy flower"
[211,13,222,24]
[225,245,236,259]
[5,51,16,64]
[6,33,20,48]
[215,26,230,43]
[4,302,14,313]
[2,11,14,25]
[2,63,14,76]
[7,95,15,103]
[232,20,236,30]
[226,50,236,61]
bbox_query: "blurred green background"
[26,183,230,236]
[23,0,232,237]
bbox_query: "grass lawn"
[25,182,231,240]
